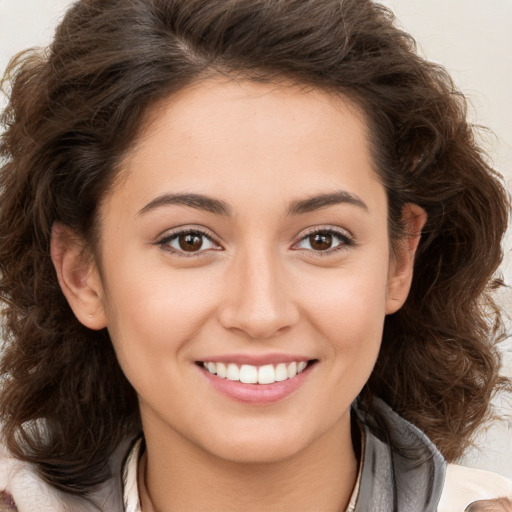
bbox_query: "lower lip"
[199,364,314,404]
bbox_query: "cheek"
[297,258,389,382]
[101,268,220,417]
[99,251,220,373]
[302,262,389,339]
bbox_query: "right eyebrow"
[137,193,232,217]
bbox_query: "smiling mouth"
[198,360,317,385]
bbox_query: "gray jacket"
[352,398,445,511]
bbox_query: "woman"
[0,0,511,510]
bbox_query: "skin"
[51,79,426,511]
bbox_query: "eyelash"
[155,227,221,258]
[155,227,355,258]
[294,227,355,256]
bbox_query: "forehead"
[107,78,384,218]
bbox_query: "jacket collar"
[352,399,446,512]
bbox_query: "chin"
[214,439,306,465]
[195,422,319,465]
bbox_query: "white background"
[1,0,511,477]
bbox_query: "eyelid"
[292,226,355,255]
[155,226,223,257]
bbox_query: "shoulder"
[0,437,124,512]
[0,440,90,511]
[0,440,63,511]
[438,464,512,512]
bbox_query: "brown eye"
[159,230,219,255]
[179,233,204,252]
[309,233,333,251]
[295,229,353,254]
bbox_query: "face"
[53,79,424,464]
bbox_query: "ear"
[50,222,107,330]
[385,203,427,315]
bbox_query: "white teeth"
[226,363,240,381]
[239,364,258,384]
[275,363,288,381]
[287,362,297,379]
[202,361,311,384]
[216,362,227,378]
[257,364,276,384]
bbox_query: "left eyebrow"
[287,191,368,215]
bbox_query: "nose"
[218,247,300,340]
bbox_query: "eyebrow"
[138,193,232,217]
[137,190,368,217]
[287,191,368,215]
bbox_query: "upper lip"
[196,353,314,366]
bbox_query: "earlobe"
[50,222,107,330]
[385,203,427,315]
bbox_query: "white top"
[438,464,512,511]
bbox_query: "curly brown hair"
[0,0,510,496]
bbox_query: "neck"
[138,413,359,512]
